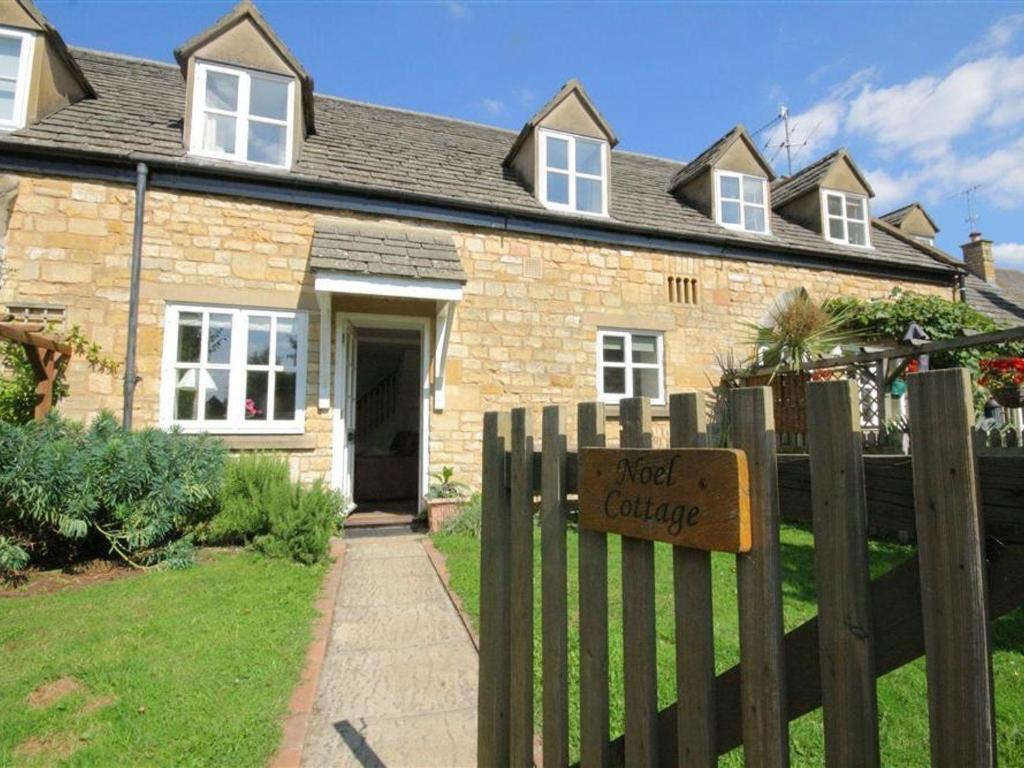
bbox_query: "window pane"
[247,316,272,365]
[207,314,233,364]
[204,369,231,421]
[546,171,569,204]
[248,121,287,166]
[0,78,14,122]
[205,70,239,111]
[250,77,288,120]
[576,139,602,176]
[848,221,867,246]
[174,369,199,420]
[828,217,845,240]
[245,371,269,420]
[546,136,569,170]
[633,368,660,400]
[576,177,603,213]
[827,194,843,216]
[721,200,741,225]
[632,335,659,364]
[719,175,740,200]
[602,335,625,363]
[0,37,21,80]
[744,205,766,233]
[274,372,297,420]
[846,197,865,221]
[742,176,764,204]
[176,312,202,363]
[203,112,237,154]
[603,367,626,395]
[275,319,298,367]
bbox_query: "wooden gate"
[476,368,1024,767]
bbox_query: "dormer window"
[0,27,35,131]
[914,235,935,247]
[189,61,293,168]
[823,189,871,247]
[538,128,608,216]
[715,170,769,234]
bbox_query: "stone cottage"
[0,0,1007,514]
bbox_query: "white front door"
[335,320,358,509]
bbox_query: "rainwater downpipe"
[122,162,148,430]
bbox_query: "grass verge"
[434,523,1024,765]
[0,551,325,767]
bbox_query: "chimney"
[961,231,996,284]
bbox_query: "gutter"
[121,162,148,430]
[0,142,957,286]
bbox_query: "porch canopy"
[310,217,466,410]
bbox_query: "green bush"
[202,453,344,564]
[0,413,225,570]
[440,493,483,537]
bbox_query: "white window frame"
[537,127,609,217]
[596,329,665,405]
[0,26,36,131]
[914,235,935,247]
[821,188,872,248]
[714,169,771,234]
[188,60,295,169]
[159,304,309,434]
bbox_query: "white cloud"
[763,100,845,171]
[446,0,467,19]
[994,242,1024,268]
[864,167,925,210]
[958,14,1024,62]
[481,98,505,115]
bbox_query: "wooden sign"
[578,448,752,553]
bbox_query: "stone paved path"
[301,533,477,767]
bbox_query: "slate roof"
[667,125,774,192]
[310,218,466,283]
[771,149,874,209]
[962,273,1024,326]
[0,49,957,279]
[879,202,939,233]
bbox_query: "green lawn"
[434,524,1024,766]
[0,551,325,768]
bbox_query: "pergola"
[0,318,73,420]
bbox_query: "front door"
[336,320,358,509]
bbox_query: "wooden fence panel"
[908,369,995,767]
[542,405,570,768]
[730,386,789,768]
[806,380,880,767]
[578,402,610,768]
[509,407,535,766]
[478,411,511,766]
[619,397,659,768]
[669,392,717,768]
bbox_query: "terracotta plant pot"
[993,385,1024,409]
[426,498,466,534]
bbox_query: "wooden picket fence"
[476,368,1024,767]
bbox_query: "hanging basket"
[993,385,1024,409]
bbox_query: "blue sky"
[37,0,1024,268]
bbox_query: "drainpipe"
[122,162,148,430]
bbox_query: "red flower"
[979,357,1024,390]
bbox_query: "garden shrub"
[440,493,483,537]
[0,413,225,571]
[253,480,343,565]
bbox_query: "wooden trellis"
[0,319,72,420]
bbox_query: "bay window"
[189,61,294,168]
[161,305,308,433]
[716,170,769,234]
[597,329,665,404]
[0,26,35,131]
[823,189,871,247]
[539,128,608,216]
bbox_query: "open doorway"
[345,324,423,525]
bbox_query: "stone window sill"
[220,434,318,451]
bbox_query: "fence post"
[730,386,789,768]
[542,405,570,768]
[807,380,880,767]
[578,402,610,768]
[510,407,535,766]
[669,392,716,768]
[619,397,659,768]
[478,411,512,766]
[908,368,995,767]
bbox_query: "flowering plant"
[978,357,1024,389]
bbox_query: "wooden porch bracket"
[0,321,72,420]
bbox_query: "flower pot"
[993,385,1024,409]
[426,498,466,534]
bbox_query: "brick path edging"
[269,537,347,768]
